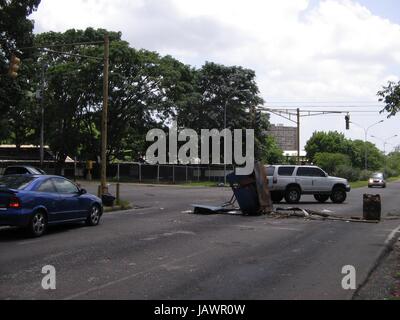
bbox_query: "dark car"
[368,172,386,188]
[0,175,102,237]
[3,165,46,176]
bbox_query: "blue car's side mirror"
[79,188,87,195]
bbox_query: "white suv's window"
[266,166,275,176]
[297,167,326,177]
[278,166,295,176]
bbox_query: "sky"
[29,0,400,152]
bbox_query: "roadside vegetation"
[303,131,400,184]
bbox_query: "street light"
[371,134,398,174]
[350,120,384,170]
[370,134,398,155]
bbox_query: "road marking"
[384,224,400,245]
[63,248,211,300]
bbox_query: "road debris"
[363,194,381,221]
[274,207,380,223]
[192,161,272,216]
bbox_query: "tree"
[0,0,41,141]
[378,81,400,117]
[29,28,197,171]
[31,28,124,170]
[259,135,284,164]
[386,151,400,176]
[349,140,383,171]
[313,152,351,174]
[175,62,267,163]
[304,131,351,162]
[305,131,384,171]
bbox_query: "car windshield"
[0,176,36,190]
[28,167,42,174]
[372,173,383,179]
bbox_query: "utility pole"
[40,65,45,167]
[296,108,300,164]
[101,34,109,195]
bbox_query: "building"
[267,124,298,151]
[0,145,54,161]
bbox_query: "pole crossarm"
[258,107,345,123]
[261,108,297,124]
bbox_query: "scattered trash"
[274,207,380,223]
[190,162,380,224]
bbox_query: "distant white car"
[368,172,386,188]
[266,165,351,204]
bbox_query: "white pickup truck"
[266,165,351,204]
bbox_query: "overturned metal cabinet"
[226,161,273,215]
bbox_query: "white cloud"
[30,0,400,149]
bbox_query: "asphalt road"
[1,181,400,300]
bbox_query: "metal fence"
[0,161,235,184]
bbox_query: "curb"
[352,222,400,299]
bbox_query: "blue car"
[0,175,103,237]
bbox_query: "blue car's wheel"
[86,204,101,226]
[28,211,47,237]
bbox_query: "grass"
[177,181,222,187]
[350,176,400,189]
[350,180,369,189]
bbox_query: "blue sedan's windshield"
[0,176,36,190]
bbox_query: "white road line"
[384,224,400,245]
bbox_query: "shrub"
[359,170,373,181]
[384,167,398,178]
[314,152,351,175]
[334,165,360,182]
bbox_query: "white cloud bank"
[30,0,400,149]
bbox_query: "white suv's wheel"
[330,187,347,203]
[285,186,301,204]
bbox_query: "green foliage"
[386,151,400,176]
[0,0,41,141]
[333,165,360,182]
[305,131,384,171]
[378,81,400,117]
[304,131,351,161]
[359,169,373,181]
[313,152,351,174]
[260,135,284,164]
[1,27,272,171]
[349,140,383,171]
